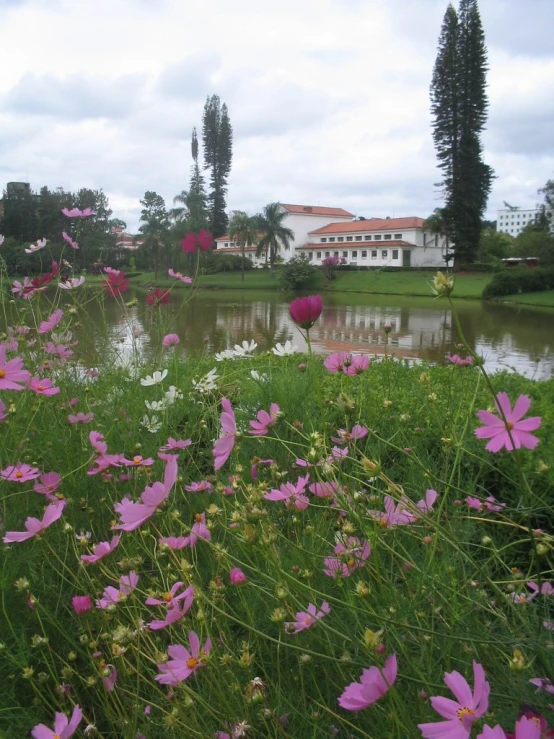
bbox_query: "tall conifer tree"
[430,0,493,265]
[202,95,233,238]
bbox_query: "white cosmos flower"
[272,340,299,356]
[250,370,269,382]
[215,349,236,362]
[145,399,167,412]
[141,414,162,433]
[58,277,85,289]
[164,386,183,404]
[140,369,168,386]
[192,368,219,394]
[233,340,258,357]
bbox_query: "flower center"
[195,514,203,522]
[303,615,314,626]
[38,384,44,391]
[186,657,199,669]
[347,558,356,568]
[54,735,62,739]
[0,370,5,378]
[456,707,475,721]
[162,592,173,602]
[505,421,514,430]
[133,456,142,464]
[15,471,23,479]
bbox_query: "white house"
[214,205,448,268]
[497,205,539,237]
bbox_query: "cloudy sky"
[1,0,553,231]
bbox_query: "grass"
[498,290,554,308]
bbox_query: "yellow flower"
[430,271,454,298]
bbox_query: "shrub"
[482,265,554,299]
[278,254,318,290]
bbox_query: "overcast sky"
[1,0,553,232]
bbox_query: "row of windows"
[320,233,402,243]
[308,249,400,260]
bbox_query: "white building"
[496,205,539,237]
[214,205,449,268]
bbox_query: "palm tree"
[424,207,453,267]
[255,202,295,275]
[229,210,258,282]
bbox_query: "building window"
[374,235,382,241]
[317,251,322,259]
[342,251,348,258]
[346,236,353,241]
[394,233,402,239]
[352,251,358,258]
[334,251,339,257]
[224,243,229,247]
[365,235,372,240]
[392,249,399,259]
[361,250,367,258]
[337,237,344,242]
[321,238,327,243]
[371,250,377,258]
[329,237,335,242]
[355,235,362,241]
[325,251,330,258]
[382,250,388,259]
[384,234,392,240]
[307,252,313,260]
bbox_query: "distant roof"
[298,240,414,249]
[280,204,355,218]
[310,217,425,235]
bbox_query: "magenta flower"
[475,393,541,452]
[25,238,47,254]
[102,664,117,692]
[466,495,506,513]
[1,462,41,483]
[12,276,44,299]
[113,455,178,531]
[264,474,311,510]
[29,376,60,396]
[62,231,79,249]
[81,535,121,564]
[162,333,180,347]
[43,342,73,361]
[248,403,280,436]
[59,277,85,289]
[289,295,323,331]
[3,500,66,543]
[324,352,369,375]
[0,344,31,390]
[159,437,191,452]
[285,601,330,634]
[155,631,211,685]
[149,603,192,631]
[146,288,170,307]
[229,568,247,585]
[309,481,339,499]
[529,677,554,695]
[184,481,212,493]
[213,398,236,471]
[331,424,368,444]
[38,309,63,335]
[338,654,397,711]
[0,399,6,422]
[122,454,155,468]
[447,354,474,366]
[182,230,213,253]
[418,660,490,738]
[34,471,61,501]
[62,207,95,217]
[71,595,92,615]
[31,705,83,738]
[95,571,139,609]
[68,412,94,424]
[368,490,438,528]
[323,537,371,578]
[103,269,129,297]
[146,584,195,630]
[159,536,188,550]
[479,716,545,738]
[168,268,192,284]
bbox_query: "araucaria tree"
[430,0,493,265]
[202,95,233,238]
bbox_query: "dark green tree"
[430,0,493,266]
[139,191,170,279]
[0,183,38,242]
[202,95,233,238]
[255,202,295,275]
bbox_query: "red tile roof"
[214,246,260,253]
[310,217,424,235]
[280,204,355,218]
[297,240,413,250]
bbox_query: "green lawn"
[499,290,554,308]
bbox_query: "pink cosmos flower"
[113,455,178,531]
[478,716,544,738]
[34,471,61,501]
[250,457,274,480]
[43,342,73,361]
[331,425,368,444]
[248,403,280,436]
[102,664,117,692]
[506,711,554,739]
[475,393,541,452]
[122,454,155,468]
[368,490,438,528]
[25,239,47,254]
[12,276,44,299]
[447,354,474,367]
[0,344,31,390]
[285,601,330,634]
[58,277,85,289]
[155,631,212,685]
[62,207,95,217]
[159,536,189,550]
[29,376,60,396]
[81,535,121,564]
[529,677,554,695]
[324,352,369,375]
[182,230,213,253]
[62,231,79,249]
[264,474,311,510]
[95,571,139,609]
[146,583,195,630]
[213,398,236,471]
[71,595,92,615]
[289,295,323,330]
[466,496,506,513]
[89,430,107,454]
[159,437,191,452]
[309,481,339,499]
[3,500,66,543]
[0,399,6,422]
[168,268,192,284]
[323,537,371,578]
[1,462,41,483]
[418,660,490,738]
[526,581,554,596]
[230,568,247,585]
[38,309,63,334]
[338,654,397,710]
[103,269,129,297]
[148,603,192,631]
[182,513,211,548]
[162,333,180,347]
[68,412,94,424]
[184,481,212,492]
[146,288,170,307]
[31,705,83,739]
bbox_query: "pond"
[67,289,554,380]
